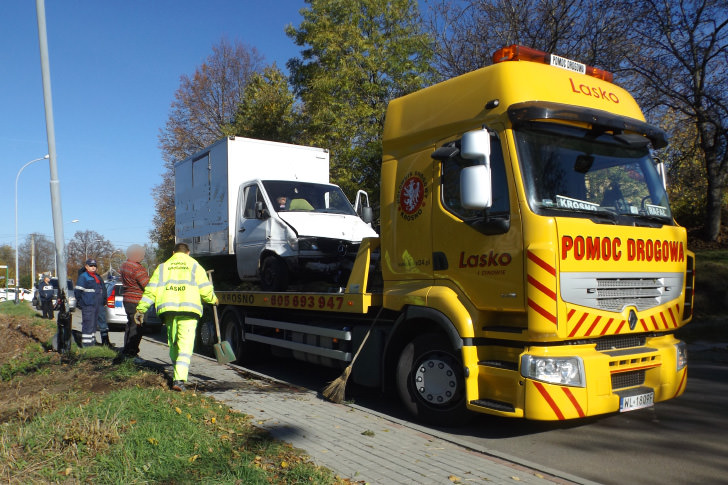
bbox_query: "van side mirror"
[460,129,492,209]
[255,201,269,219]
[361,206,373,224]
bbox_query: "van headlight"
[287,236,298,251]
[675,342,687,371]
[521,355,585,387]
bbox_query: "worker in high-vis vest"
[135,243,218,392]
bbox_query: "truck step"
[470,399,516,413]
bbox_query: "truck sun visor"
[507,101,668,149]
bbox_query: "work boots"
[101,336,114,348]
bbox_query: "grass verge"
[0,305,347,484]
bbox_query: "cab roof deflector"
[507,101,668,149]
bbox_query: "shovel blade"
[214,341,236,364]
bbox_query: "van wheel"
[260,256,289,291]
[396,333,470,426]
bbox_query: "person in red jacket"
[119,244,150,357]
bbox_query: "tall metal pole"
[35,0,68,301]
[15,155,49,303]
[31,234,36,287]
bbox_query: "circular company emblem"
[398,175,425,216]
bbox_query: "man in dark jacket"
[75,259,106,347]
[38,275,55,319]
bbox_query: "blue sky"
[0,1,307,251]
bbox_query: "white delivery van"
[175,136,376,290]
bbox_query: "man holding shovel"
[135,243,218,392]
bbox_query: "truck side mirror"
[361,206,373,224]
[255,201,269,219]
[460,129,492,209]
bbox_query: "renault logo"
[628,309,638,331]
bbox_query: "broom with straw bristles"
[323,307,384,403]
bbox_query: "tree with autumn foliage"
[154,38,264,256]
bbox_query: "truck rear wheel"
[221,309,265,364]
[260,256,289,291]
[396,333,470,426]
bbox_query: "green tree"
[0,245,14,286]
[286,0,435,199]
[231,64,298,143]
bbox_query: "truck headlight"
[675,342,687,371]
[521,355,585,387]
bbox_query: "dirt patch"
[0,316,55,366]
[0,315,166,425]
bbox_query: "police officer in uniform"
[74,259,106,347]
[38,275,55,319]
[135,243,217,391]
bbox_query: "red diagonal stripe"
[585,316,602,336]
[673,368,687,398]
[561,387,585,417]
[569,312,589,337]
[528,299,557,325]
[527,251,556,276]
[660,312,669,329]
[600,318,614,336]
[527,275,556,300]
[615,320,626,333]
[650,316,660,330]
[640,319,648,331]
[668,307,677,327]
[567,309,576,321]
[533,381,565,420]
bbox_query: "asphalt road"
[228,356,728,485]
[135,325,727,484]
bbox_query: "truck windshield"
[515,122,673,225]
[262,180,357,216]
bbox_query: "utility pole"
[36,0,68,300]
[31,234,36,287]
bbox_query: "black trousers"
[41,299,54,319]
[122,301,143,356]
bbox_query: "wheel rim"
[413,352,459,407]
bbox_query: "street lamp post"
[15,154,50,303]
[107,249,122,278]
[54,219,79,277]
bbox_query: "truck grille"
[611,370,645,390]
[594,278,661,311]
[560,271,683,313]
[595,335,645,351]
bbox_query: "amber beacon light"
[492,44,614,83]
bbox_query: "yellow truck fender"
[381,305,463,393]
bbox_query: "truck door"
[235,183,270,278]
[432,133,524,312]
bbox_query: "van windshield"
[515,122,673,226]
[262,181,357,216]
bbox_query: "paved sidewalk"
[105,330,591,485]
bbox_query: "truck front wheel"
[396,333,470,426]
[260,256,289,291]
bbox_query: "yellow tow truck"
[197,45,694,424]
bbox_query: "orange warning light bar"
[492,44,613,83]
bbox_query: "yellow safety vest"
[136,252,217,317]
